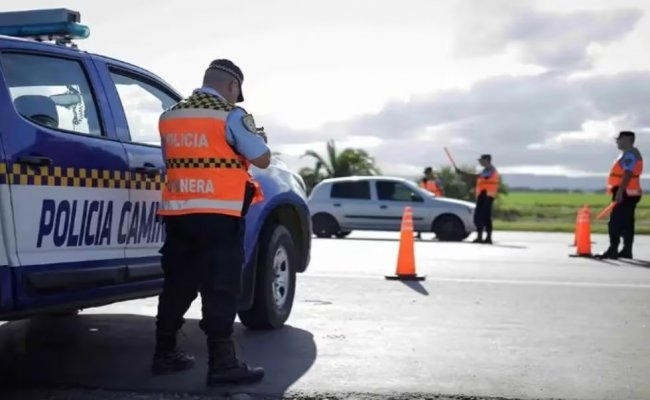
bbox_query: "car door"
[328,180,375,230]
[373,180,429,231]
[0,49,129,301]
[97,61,179,279]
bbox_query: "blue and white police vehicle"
[0,9,311,329]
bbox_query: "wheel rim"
[272,245,290,309]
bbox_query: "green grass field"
[493,191,650,234]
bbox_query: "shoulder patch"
[242,114,257,133]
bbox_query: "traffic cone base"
[385,274,426,281]
[386,206,426,281]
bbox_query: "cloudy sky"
[11,0,650,178]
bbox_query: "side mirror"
[410,192,423,202]
[50,92,82,108]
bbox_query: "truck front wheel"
[238,224,297,330]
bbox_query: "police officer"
[419,167,444,197]
[455,154,500,244]
[596,130,644,259]
[152,59,271,386]
[416,167,444,239]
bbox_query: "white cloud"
[6,0,650,182]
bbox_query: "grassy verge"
[493,192,650,235]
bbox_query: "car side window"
[376,181,423,202]
[108,69,178,145]
[0,52,103,135]
[330,181,371,200]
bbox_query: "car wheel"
[238,223,297,330]
[312,213,340,238]
[432,214,466,242]
[334,230,351,238]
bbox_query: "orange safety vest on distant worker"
[475,167,500,198]
[607,149,643,196]
[419,179,443,196]
[157,91,262,217]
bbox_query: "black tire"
[334,230,351,238]
[432,214,466,242]
[312,213,339,238]
[238,224,297,330]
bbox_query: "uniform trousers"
[608,187,641,249]
[474,192,494,235]
[155,213,245,340]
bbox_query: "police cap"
[617,130,635,141]
[478,154,491,162]
[208,59,244,102]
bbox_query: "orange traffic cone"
[385,206,425,281]
[570,205,592,257]
[571,205,586,247]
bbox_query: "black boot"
[151,333,195,375]
[618,246,633,259]
[206,338,264,386]
[595,246,619,260]
[472,231,483,243]
[483,233,493,244]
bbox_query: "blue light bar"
[0,9,89,41]
[0,22,89,39]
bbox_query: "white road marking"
[304,272,650,289]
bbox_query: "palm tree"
[298,139,381,195]
[301,139,381,179]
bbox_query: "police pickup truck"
[0,9,311,329]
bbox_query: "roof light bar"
[0,9,89,41]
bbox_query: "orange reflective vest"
[158,92,253,217]
[476,168,500,198]
[419,179,443,196]
[607,150,643,196]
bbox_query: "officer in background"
[152,59,271,386]
[415,167,444,239]
[456,154,500,244]
[419,167,444,197]
[596,130,644,259]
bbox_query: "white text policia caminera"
[37,199,165,248]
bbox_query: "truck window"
[330,181,371,200]
[0,52,103,135]
[108,69,178,145]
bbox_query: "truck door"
[0,49,130,303]
[0,117,14,312]
[96,62,179,280]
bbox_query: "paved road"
[1,231,649,400]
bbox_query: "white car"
[307,176,476,241]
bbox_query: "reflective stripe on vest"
[607,154,643,196]
[476,169,500,198]
[158,92,250,217]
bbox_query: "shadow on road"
[399,280,429,295]
[618,259,650,269]
[0,313,316,396]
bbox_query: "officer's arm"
[227,108,272,169]
[619,153,637,189]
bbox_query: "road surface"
[1,231,649,400]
